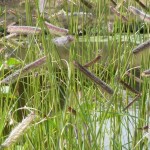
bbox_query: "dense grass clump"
[0,0,150,149]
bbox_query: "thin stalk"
[142,69,150,77]
[1,112,36,148]
[132,39,150,54]
[118,77,140,94]
[83,55,101,68]
[109,6,128,22]
[7,26,41,34]
[134,0,148,11]
[45,21,69,36]
[0,56,46,84]
[129,6,150,23]
[123,94,141,111]
[74,61,114,95]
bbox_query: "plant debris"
[74,61,114,95]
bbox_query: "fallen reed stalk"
[110,0,117,7]
[116,0,127,10]
[125,72,143,83]
[74,61,114,95]
[0,56,46,84]
[7,26,42,34]
[118,77,140,94]
[1,112,36,148]
[5,33,18,39]
[125,66,141,72]
[39,0,46,13]
[129,6,150,23]
[134,0,148,11]
[45,21,69,36]
[52,35,74,47]
[68,107,76,116]
[123,94,141,111]
[132,39,150,54]
[80,0,93,9]
[109,6,128,22]
[138,125,149,131]
[142,69,150,77]
[83,55,101,68]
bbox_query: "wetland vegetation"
[0,0,150,149]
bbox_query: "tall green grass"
[0,0,150,149]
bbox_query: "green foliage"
[0,0,150,149]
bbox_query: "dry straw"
[39,0,46,13]
[80,0,94,9]
[45,21,69,36]
[125,71,143,83]
[123,94,141,111]
[129,6,150,23]
[5,33,18,39]
[52,35,74,47]
[110,0,117,7]
[7,26,42,35]
[117,77,140,94]
[74,61,114,95]
[142,69,150,77]
[132,40,150,54]
[134,0,148,10]
[1,112,36,148]
[109,6,128,22]
[83,55,101,68]
[0,56,47,84]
